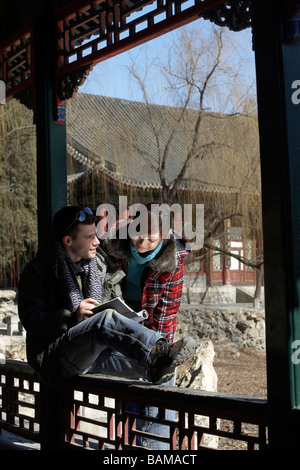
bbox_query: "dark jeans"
[56,309,162,379]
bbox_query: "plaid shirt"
[113,241,190,343]
[141,256,185,343]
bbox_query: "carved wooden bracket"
[58,65,92,101]
[203,0,251,32]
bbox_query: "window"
[212,239,222,271]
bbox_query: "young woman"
[103,202,190,343]
[103,202,191,449]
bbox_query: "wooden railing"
[0,360,269,450]
[0,360,40,443]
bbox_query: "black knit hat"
[53,206,95,241]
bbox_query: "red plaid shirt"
[141,258,185,343]
[113,243,189,343]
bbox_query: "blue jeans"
[91,339,177,450]
[129,372,177,450]
[56,309,162,380]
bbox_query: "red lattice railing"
[0,360,268,450]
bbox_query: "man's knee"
[90,308,117,329]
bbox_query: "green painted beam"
[33,1,68,448]
[252,0,300,448]
[33,0,67,247]
[281,36,300,412]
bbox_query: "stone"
[177,304,266,350]
[236,321,249,333]
[3,314,20,336]
[0,289,17,302]
[176,340,217,390]
[0,350,5,363]
[176,340,219,449]
[0,336,26,361]
[0,289,18,324]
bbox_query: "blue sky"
[78,18,256,112]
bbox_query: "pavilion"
[1,0,300,450]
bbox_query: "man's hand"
[76,298,99,323]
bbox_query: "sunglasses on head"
[66,207,93,231]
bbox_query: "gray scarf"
[56,242,102,312]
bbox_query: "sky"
[78,16,256,112]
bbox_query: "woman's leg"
[139,371,177,449]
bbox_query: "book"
[91,297,148,323]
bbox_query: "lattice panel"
[60,379,269,451]
[0,29,33,97]
[0,369,40,442]
[57,0,188,68]
[0,1,251,102]
[0,361,269,451]
[56,0,251,70]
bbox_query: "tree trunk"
[253,264,263,308]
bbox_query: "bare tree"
[66,22,262,301]
[126,23,263,301]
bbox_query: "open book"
[91,297,148,323]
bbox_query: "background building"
[67,93,262,295]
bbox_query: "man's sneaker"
[147,336,196,385]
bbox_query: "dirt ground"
[214,347,267,398]
[213,347,267,450]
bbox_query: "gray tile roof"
[66,93,260,194]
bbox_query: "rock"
[0,289,17,302]
[0,289,18,324]
[176,340,219,449]
[176,340,217,391]
[3,314,20,336]
[0,349,5,363]
[236,321,249,333]
[0,336,26,361]
[177,304,266,350]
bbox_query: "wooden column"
[33,0,67,449]
[34,0,67,248]
[252,0,300,449]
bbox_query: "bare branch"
[203,241,264,270]
[0,126,35,141]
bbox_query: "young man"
[18,205,195,389]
